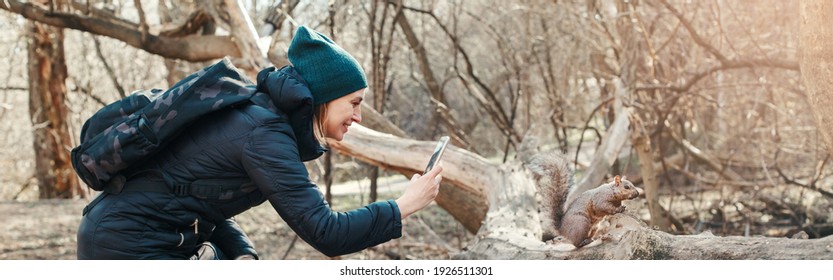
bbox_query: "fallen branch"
[455,214,833,259]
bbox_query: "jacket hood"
[255,65,326,161]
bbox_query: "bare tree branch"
[1,0,241,61]
[133,0,149,44]
[0,87,27,91]
[92,36,125,98]
[774,151,833,200]
[659,0,728,64]
[400,4,521,146]
[636,59,799,93]
[158,9,213,37]
[393,6,471,148]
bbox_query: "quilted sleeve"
[241,120,401,257]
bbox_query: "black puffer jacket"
[76,66,402,259]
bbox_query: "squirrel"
[527,152,643,248]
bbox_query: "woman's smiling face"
[321,89,364,141]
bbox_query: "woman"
[76,26,443,259]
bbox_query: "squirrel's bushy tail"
[527,152,575,241]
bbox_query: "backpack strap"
[117,174,253,200]
[119,179,184,195]
[108,170,179,194]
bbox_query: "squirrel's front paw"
[545,236,566,244]
[616,205,627,213]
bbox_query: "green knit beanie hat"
[288,26,368,106]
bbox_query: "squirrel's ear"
[614,175,621,186]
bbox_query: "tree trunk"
[799,0,833,157]
[204,0,267,74]
[630,113,673,232]
[367,0,383,203]
[158,0,211,86]
[329,125,494,233]
[27,20,82,199]
[262,0,299,68]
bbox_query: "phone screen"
[424,136,450,174]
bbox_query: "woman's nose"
[352,111,362,123]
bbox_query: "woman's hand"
[395,166,443,220]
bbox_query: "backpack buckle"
[172,184,190,196]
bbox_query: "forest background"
[2,0,833,259]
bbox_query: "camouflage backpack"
[71,57,260,192]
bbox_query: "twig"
[668,129,745,183]
[659,0,728,63]
[12,175,36,200]
[773,151,833,200]
[92,36,125,98]
[574,96,614,170]
[665,162,763,188]
[281,234,299,260]
[133,0,148,44]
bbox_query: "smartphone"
[424,136,450,174]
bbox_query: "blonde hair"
[312,103,328,145]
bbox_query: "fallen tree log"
[455,214,833,259]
